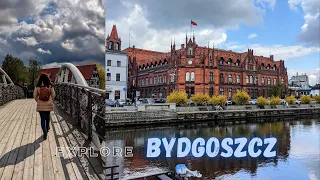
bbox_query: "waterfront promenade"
[0,99,104,180]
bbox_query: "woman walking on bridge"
[34,73,55,140]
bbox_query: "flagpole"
[190,19,192,38]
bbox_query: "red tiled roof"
[36,64,96,82]
[122,47,167,65]
[109,25,119,39]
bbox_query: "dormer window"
[188,47,193,56]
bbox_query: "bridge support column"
[64,68,69,83]
[87,91,92,140]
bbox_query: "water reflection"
[103,119,319,179]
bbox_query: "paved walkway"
[0,99,104,180]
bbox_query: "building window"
[191,86,195,95]
[117,61,121,67]
[171,73,175,82]
[106,73,111,81]
[228,74,232,83]
[163,75,166,83]
[189,48,192,56]
[236,60,240,66]
[210,72,214,82]
[246,76,249,84]
[191,72,195,82]
[228,88,232,98]
[209,87,214,96]
[236,75,240,84]
[220,88,224,95]
[262,77,265,85]
[107,60,111,66]
[133,79,135,86]
[253,65,256,71]
[281,78,284,84]
[274,65,277,70]
[186,72,190,82]
[150,78,153,85]
[245,64,248,70]
[146,78,148,85]
[268,78,271,85]
[274,78,277,85]
[227,58,232,65]
[142,79,145,86]
[115,90,120,100]
[220,73,224,83]
[254,76,258,85]
[261,64,265,70]
[159,76,162,84]
[267,64,270,69]
[116,73,120,81]
[250,76,253,84]
[209,59,213,66]
[220,58,224,65]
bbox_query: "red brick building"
[124,34,288,99]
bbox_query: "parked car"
[154,98,162,103]
[225,100,235,105]
[250,99,257,105]
[141,98,155,104]
[296,99,301,104]
[311,99,316,104]
[161,98,167,103]
[115,99,126,107]
[105,99,116,107]
[188,100,195,106]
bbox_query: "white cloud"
[37,48,51,55]
[14,36,39,46]
[248,33,258,39]
[255,0,277,10]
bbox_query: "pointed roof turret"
[109,25,119,39]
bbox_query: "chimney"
[270,55,274,61]
[181,44,185,49]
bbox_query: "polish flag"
[191,20,197,26]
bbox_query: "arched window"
[250,76,253,84]
[261,63,265,70]
[236,60,240,66]
[150,77,153,85]
[281,78,284,84]
[188,47,192,56]
[274,65,277,70]
[220,88,224,95]
[262,77,265,85]
[191,72,195,81]
[220,74,224,83]
[220,58,224,65]
[210,72,214,82]
[236,75,240,84]
[245,64,248,70]
[274,78,277,85]
[228,88,232,98]
[228,74,232,83]
[254,76,258,84]
[227,58,232,65]
[246,76,249,84]
[186,72,190,81]
[268,78,271,85]
[267,64,270,69]
[163,75,166,83]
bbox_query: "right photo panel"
[105,0,320,179]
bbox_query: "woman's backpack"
[39,86,51,101]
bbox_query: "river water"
[102,119,320,180]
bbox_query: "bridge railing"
[0,84,25,106]
[54,83,106,144]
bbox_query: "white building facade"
[105,25,128,100]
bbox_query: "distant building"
[105,25,128,100]
[37,64,100,88]
[311,84,320,96]
[288,72,311,96]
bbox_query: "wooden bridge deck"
[0,99,104,180]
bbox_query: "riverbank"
[104,106,320,127]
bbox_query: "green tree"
[2,54,29,85]
[267,84,286,98]
[28,59,41,89]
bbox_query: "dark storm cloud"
[0,0,105,66]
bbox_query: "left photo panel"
[0,0,108,180]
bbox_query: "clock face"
[188,60,192,65]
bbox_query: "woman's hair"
[36,73,52,87]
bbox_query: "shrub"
[190,93,210,106]
[314,95,320,103]
[285,95,296,105]
[270,96,282,105]
[166,91,188,106]
[257,96,269,106]
[209,95,227,106]
[301,95,312,104]
[232,90,250,105]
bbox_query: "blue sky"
[106,0,320,85]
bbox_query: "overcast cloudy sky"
[106,0,320,85]
[0,0,105,68]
